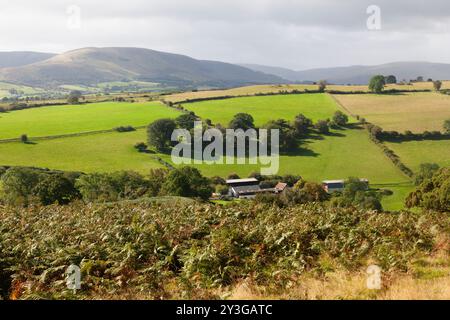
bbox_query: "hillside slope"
[244,62,450,84]
[0,47,283,87]
[0,51,55,68]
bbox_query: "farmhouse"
[226,178,261,199]
[322,179,369,193]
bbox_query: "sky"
[0,0,449,70]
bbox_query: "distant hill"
[0,51,56,68]
[242,62,450,84]
[0,47,283,88]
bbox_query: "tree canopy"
[369,75,386,93]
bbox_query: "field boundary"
[0,126,148,144]
[328,93,357,118]
[167,88,433,105]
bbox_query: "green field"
[0,125,411,210]
[0,130,163,173]
[0,92,422,210]
[0,101,181,139]
[385,139,450,172]
[0,81,45,98]
[182,94,341,126]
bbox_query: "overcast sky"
[1,0,449,70]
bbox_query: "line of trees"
[0,166,214,206]
[146,110,350,155]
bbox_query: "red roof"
[275,182,288,191]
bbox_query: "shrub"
[332,111,349,126]
[161,167,213,200]
[444,119,450,134]
[414,163,440,186]
[314,120,330,134]
[0,167,42,205]
[176,113,198,130]
[34,174,80,205]
[20,134,28,143]
[406,168,450,211]
[134,142,148,152]
[75,171,150,202]
[115,126,136,132]
[215,185,229,196]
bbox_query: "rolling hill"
[0,47,283,88]
[243,62,450,84]
[0,51,56,68]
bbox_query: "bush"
[134,142,148,152]
[161,167,213,200]
[414,163,440,186]
[75,171,150,202]
[314,120,330,134]
[332,111,349,126]
[444,119,450,134]
[20,134,28,143]
[0,167,42,205]
[34,174,80,205]
[215,185,229,196]
[406,168,450,211]
[176,113,198,130]
[115,126,136,132]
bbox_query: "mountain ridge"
[242,61,450,84]
[0,47,284,88]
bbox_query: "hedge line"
[364,123,414,178]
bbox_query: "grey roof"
[226,178,259,185]
[231,185,261,194]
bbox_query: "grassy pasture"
[161,127,409,182]
[0,81,45,97]
[159,126,411,210]
[385,139,450,172]
[182,93,341,127]
[0,126,410,210]
[334,92,450,133]
[0,101,181,139]
[0,130,163,173]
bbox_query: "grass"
[165,81,450,103]
[0,125,410,210]
[0,101,181,139]
[0,130,163,173]
[333,92,450,133]
[159,126,411,210]
[182,93,340,127]
[0,81,45,97]
[385,139,450,172]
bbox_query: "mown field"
[333,92,450,133]
[182,93,340,126]
[0,101,181,139]
[165,81,450,103]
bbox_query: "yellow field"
[333,92,450,132]
[164,81,450,103]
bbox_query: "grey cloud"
[0,0,450,69]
